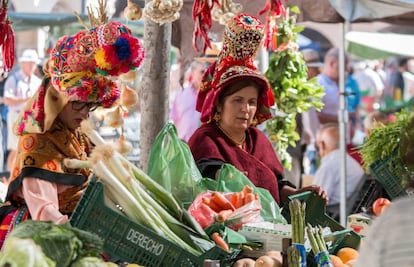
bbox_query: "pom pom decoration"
[94,33,145,77]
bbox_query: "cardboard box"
[346,213,373,236]
[238,222,292,257]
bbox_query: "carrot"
[215,209,234,222]
[202,196,211,205]
[244,192,255,205]
[211,191,235,211]
[242,185,254,195]
[195,203,217,228]
[230,192,245,209]
[230,192,240,208]
[211,232,229,251]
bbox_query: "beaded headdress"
[196,13,274,124]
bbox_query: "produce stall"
[1,1,413,267]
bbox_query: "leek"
[96,146,205,254]
[89,146,205,255]
[80,123,213,254]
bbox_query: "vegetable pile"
[188,185,262,231]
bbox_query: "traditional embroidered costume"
[0,18,144,248]
[188,13,289,204]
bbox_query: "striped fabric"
[0,205,30,249]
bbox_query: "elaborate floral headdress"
[196,13,274,124]
[48,21,144,108]
[14,1,145,135]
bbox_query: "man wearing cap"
[4,49,42,172]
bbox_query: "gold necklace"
[217,123,246,146]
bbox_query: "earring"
[213,112,221,122]
[252,117,258,126]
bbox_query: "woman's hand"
[296,185,329,205]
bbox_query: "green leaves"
[265,10,324,170]
[360,110,414,186]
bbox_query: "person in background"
[301,49,323,176]
[317,47,342,124]
[0,20,144,249]
[352,60,384,115]
[345,64,361,135]
[363,111,390,137]
[3,49,42,172]
[389,57,408,101]
[312,123,364,207]
[284,49,324,186]
[169,60,206,142]
[188,13,327,206]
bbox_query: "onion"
[124,0,142,20]
[113,133,133,155]
[120,84,139,110]
[119,70,138,83]
[103,105,124,128]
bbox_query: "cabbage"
[0,221,104,267]
[0,237,55,267]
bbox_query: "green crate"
[282,191,343,232]
[70,179,240,267]
[369,158,408,199]
[282,191,361,266]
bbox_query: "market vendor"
[188,13,327,206]
[0,20,144,248]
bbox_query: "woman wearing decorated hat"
[188,13,327,205]
[0,18,144,248]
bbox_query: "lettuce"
[0,221,104,267]
[0,237,55,267]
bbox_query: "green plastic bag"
[216,164,286,224]
[147,122,202,204]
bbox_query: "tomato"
[372,197,391,216]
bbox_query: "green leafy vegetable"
[265,7,324,169]
[0,237,55,267]
[0,221,104,267]
[360,110,414,186]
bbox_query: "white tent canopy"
[329,0,414,21]
[346,31,414,59]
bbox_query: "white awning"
[346,31,414,59]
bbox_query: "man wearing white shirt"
[4,49,42,171]
[313,123,364,205]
